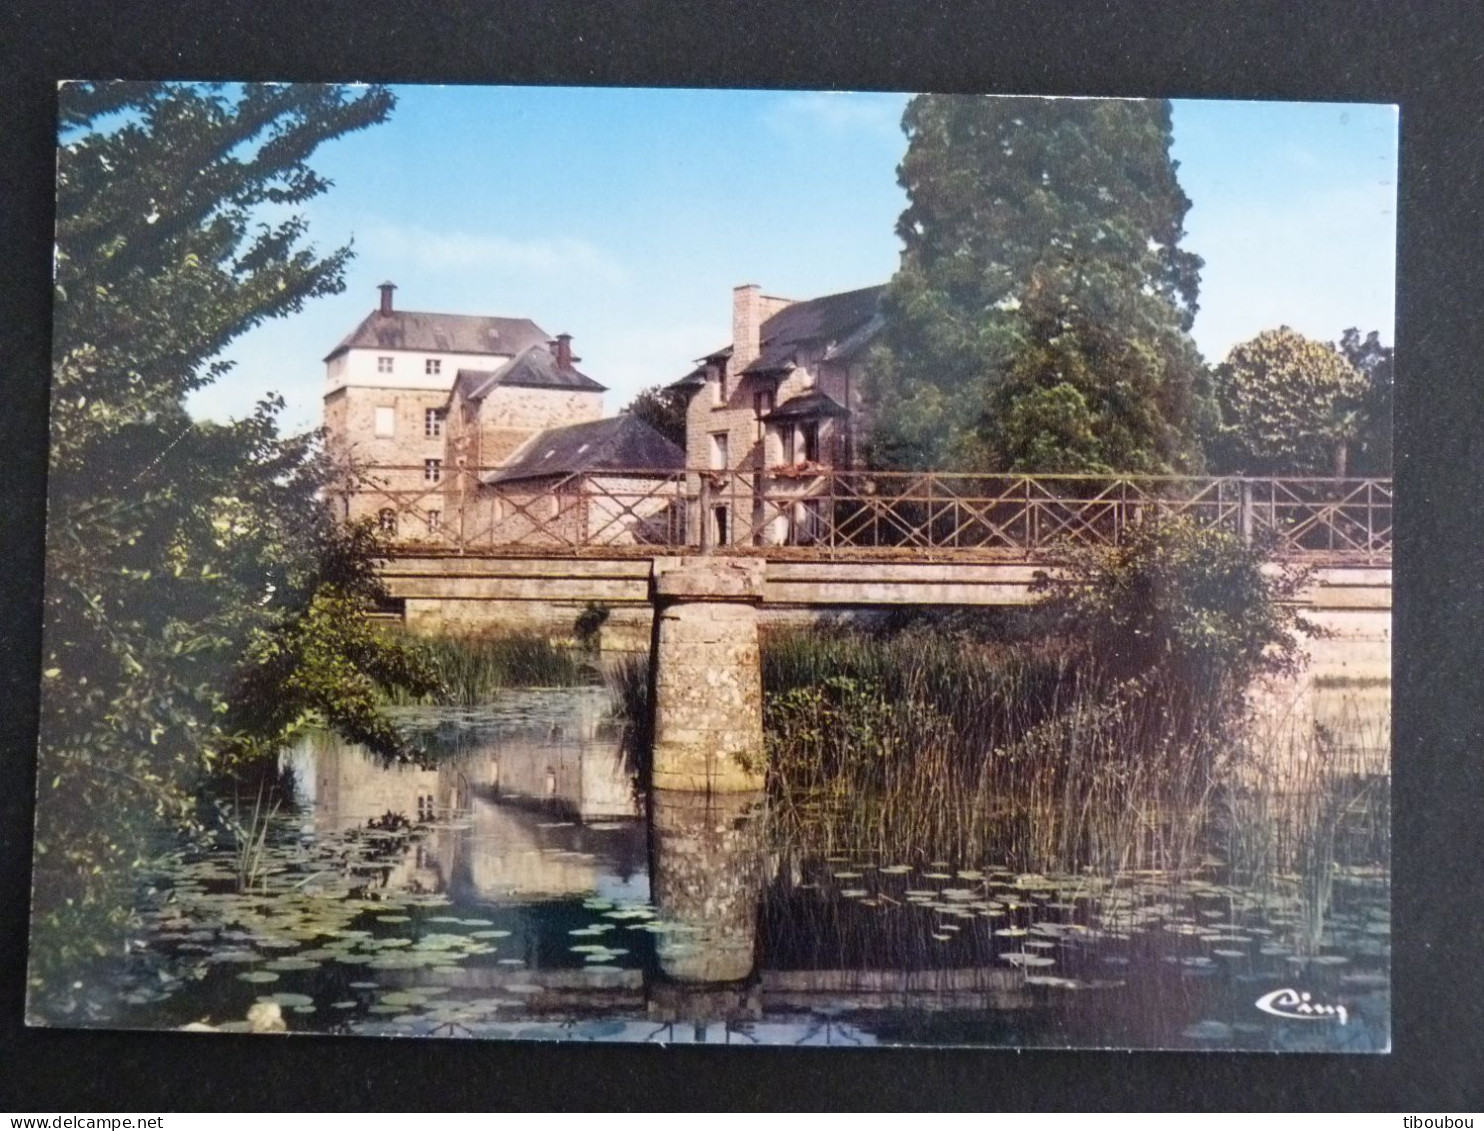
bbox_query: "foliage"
[379,629,592,708]
[1032,517,1313,714]
[1212,326,1368,475]
[32,81,401,1010]
[573,602,611,651]
[223,522,445,762]
[756,627,1234,872]
[1338,327,1393,475]
[622,384,688,448]
[861,95,1213,474]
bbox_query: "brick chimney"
[378,280,396,316]
[555,333,573,370]
[732,284,762,372]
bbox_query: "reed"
[381,629,593,706]
[608,622,1387,880]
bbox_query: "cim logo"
[1255,987,1348,1025]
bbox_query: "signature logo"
[1255,988,1348,1025]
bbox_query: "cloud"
[357,219,629,284]
[766,92,909,140]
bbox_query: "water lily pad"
[378,991,428,1007]
[237,971,280,983]
[330,1000,358,1009]
[1003,952,1056,967]
[375,914,411,923]
[259,992,314,1007]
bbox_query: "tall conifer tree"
[862,96,1213,473]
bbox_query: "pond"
[106,685,1390,1050]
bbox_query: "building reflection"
[282,687,644,903]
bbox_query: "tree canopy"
[860,95,1213,474]
[1338,327,1393,475]
[33,82,438,1010]
[1211,326,1369,476]
[622,383,688,448]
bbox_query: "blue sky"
[180,88,1398,432]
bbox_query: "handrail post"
[1239,479,1254,546]
[699,473,714,555]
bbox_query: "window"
[709,431,729,470]
[425,407,444,438]
[377,508,397,534]
[427,510,441,533]
[754,389,773,441]
[377,356,394,374]
[425,358,442,376]
[424,459,442,483]
[709,366,724,407]
[802,421,820,463]
[374,405,395,437]
[783,427,795,465]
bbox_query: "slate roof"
[762,389,851,422]
[483,415,685,484]
[744,284,886,375]
[452,345,606,401]
[324,309,552,362]
[668,284,885,389]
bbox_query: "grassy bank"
[384,629,594,707]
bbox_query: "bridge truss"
[335,466,1392,564]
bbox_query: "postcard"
[29,83,1393,1050]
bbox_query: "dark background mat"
[2,0,1480,1111]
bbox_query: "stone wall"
[325,384,453,529]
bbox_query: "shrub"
[1032,516,1314,715]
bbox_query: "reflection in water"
[649,790,765,985]
[112,684,1388,1050]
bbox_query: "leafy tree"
[1212,326,1368,475]
[1338,327,1393,475]
[623,383,688,448]
[32,82,435,1012]
[1034,517,1313,719]
[861,95,1213,474]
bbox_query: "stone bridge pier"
[648,557,767,794]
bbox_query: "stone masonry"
[648,557,767,793]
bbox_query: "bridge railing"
[330,465,1391,562]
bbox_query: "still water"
[113,686,1390,1050]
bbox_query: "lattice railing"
[331,466,1391,562]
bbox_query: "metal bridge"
[341,467,1393,565]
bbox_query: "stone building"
[668,282,885,546]
[474,414,686,548]
[324,282,599,539]
[325,282,681,548]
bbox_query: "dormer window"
[425,358,442,376]
[377,356,394,374]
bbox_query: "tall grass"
[758,628,1240,873]
[382,629,593,706]
[609,625,1387,879]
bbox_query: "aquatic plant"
[381,629,594,707]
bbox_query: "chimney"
[377,280,397,316]
[555,333,573,370]
[732,284,762,372]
